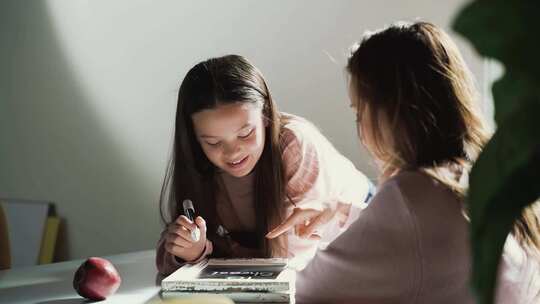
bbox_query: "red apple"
[73,257,122,300]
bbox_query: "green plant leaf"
[490,73,534,126]
[467,99,540,304]
[454,1,540,303]
[453,0,540,83]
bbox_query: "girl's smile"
[227,155,249,170]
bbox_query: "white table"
[0,250,163,304]
[0,251,293,304]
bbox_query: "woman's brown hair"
[347,21,539,252]
[160,55,287,257]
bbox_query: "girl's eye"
[206,141,221,147]
[238,128,254,139]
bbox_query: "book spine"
[38,216,60,264]
[161,281,289,292]
[161,291,290,303]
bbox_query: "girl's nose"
[223,142,241,158]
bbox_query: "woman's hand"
[164,215,207,262]
[265,206,337,241]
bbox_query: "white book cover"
[161,258,294,293]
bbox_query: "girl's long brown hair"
[347,21,540,253]
[160,55,287,257]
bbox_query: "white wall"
[0,0,484,260]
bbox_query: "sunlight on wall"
[45,0,174,180]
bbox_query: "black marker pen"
[183,199,201,242]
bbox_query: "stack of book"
[161,258,294,303]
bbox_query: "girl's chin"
[227,170,250,178]
[224,167,253,178]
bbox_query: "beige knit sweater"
[296,170,540,304]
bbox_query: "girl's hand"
[265,207,336,241]
[165,215,207,262]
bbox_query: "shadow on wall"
[0,1,161,260]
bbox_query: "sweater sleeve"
[495,235,540,304]
[279,121,373,262]
[295,179,421,304]
[281,119,372,217]
[279,127,322,264]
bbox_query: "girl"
[156,55,373,276]
[296,21,540,303]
